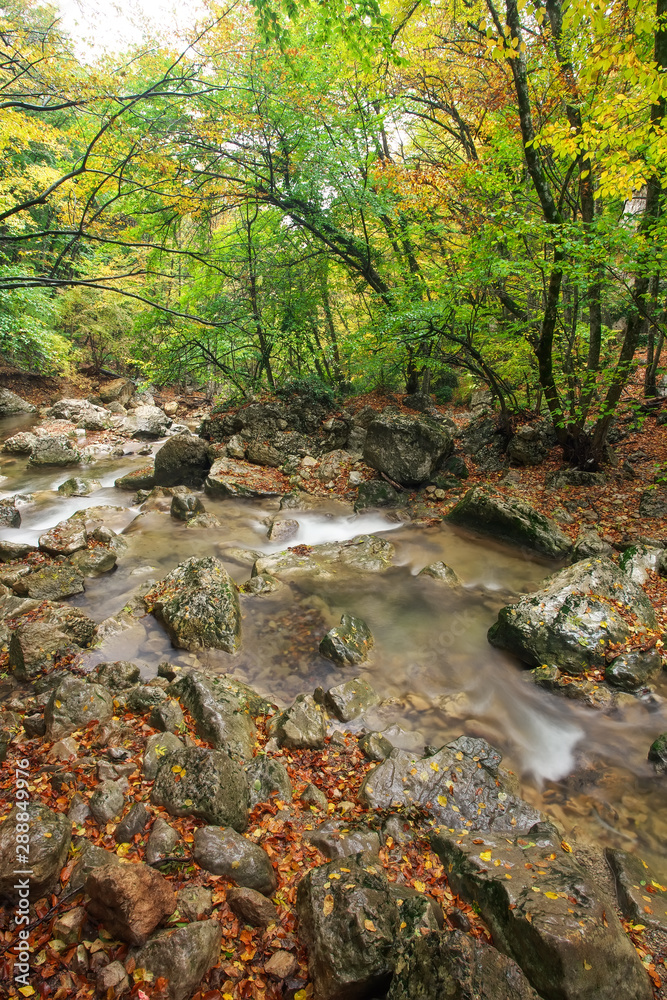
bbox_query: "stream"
[2,414,667,863]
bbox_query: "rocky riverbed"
[1,378,667,999]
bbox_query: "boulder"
[322,677,380,722]
[93,660,141,691]
[13,562,85,600]
[89,780,125,824]
[149,698,184,733]
[0,804,70,901]
[205,456,285,498]
[126,685,168,714]
[418,561,461,587]
[167,671,256,758]
[0,539,37,561]
[488,557,657,676]
[269,693,327,749]
[571,530,614,561]
[619,543,667,583]
[154,433,212,488]
[0,499,20,526]
[193,825,276,895]
[47,397,111,429]
[68,841,123,891]
[226,886,278,928]
[507,421,554,466]
[545,469,606,490]
[267,517,299,542]
[317,449,352,481]
[606,648,663,691]
[320,614,374,666]
[146,817,179,864]
[151,746,249,831]
[254,534,395,578]
[639,487,667,518]
[359,732,394,762]
[57,477,101,497]
[69,545,117,576]
[8,621,73,679]
[354,480,400,511]
[606,848,667,932]
[648,733,667,772]
[39,519,87,556]
[143,732,184,781]
[0,387,35,415]
[446,487,571,558]
[99,378,134,406]
[29,435,81,466]
[115,802,151,844]
[3,431,37,454]
[170,489,206,521]
[176,886,213,922]
[145,556,241,653]
[431,822,652,1000]
[363,411,453,485]
[44,676,114,738]
[114,465,155,490]
[360,736,542,833]
[129,920,221,1000]
[305,819,381,860]
[121,404,171,438]
[86,863,176,945]
[245,755,293,808]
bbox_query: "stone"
[488,557,657,676]
[305,819,381,860]
[446,487,571,558]
[431,822,652,1000]
[15,561,85,600]
[606,649,663,691]
[53,906,87,945]
[242,573,282,595]
[176,885,214,921]
[154,433,212,488]
[29,434,81,466]
[0,804,70,901]
[265,950,298,979]
[360,736,542,833]
[0,711,19,761]
[606,848,667,932]
[317,449,352,481]
[48,397,111,428]
[320,614,374,666]
[3,431,37,454]
[68,841,123,891]
[151,746,249,831]
[9,621,72,680]
[170,490,205,520]
[115,802,151,844]
[99,378,134,406]
[143,732,184,781]
[418,561,461,587]
[45,676,114,738]
[149,698,184,733]
[648,733,667,772]
[121,404,171,438]
[96,960,129,998]
[0,499,20,526]
[545,469,607,489]
[48,736,79,761]
[359,732,393,762]
[167,671,258,759]
[323,678,380,722]
[363,411,453,485]
[193,825,276,895]
[254,534,395,577]
[619,543,667,583]
[86,862,177,945]
[245,755,293,808]
[571,530,614,561]
[69,545,117,576]
[115,465,156,490]
[0,388,34,415]
[93,660,141,691]
[388,929,540,1000]
[145,556,241,653]
[39,519,87,556]
[129,919,222,1000]
[0,539,38,562]
[639,487,667,518]
[267,517,299,542]
[226,886,278,927]
[126,685,168,713]
[507,421,554,466]
[89,780,125,824]
[205,456,285,498]
[146,817,179,864]
[269,693,327,749]
[296,851,398,1000]
[301,783,328,811]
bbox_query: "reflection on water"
[1,415,667,858]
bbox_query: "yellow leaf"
[294,992,307,1000]
[413,880,426,893]
[584,961,592,970]
[544,892,560,899]
[171,765,182,773]
[561,841,572,853]
[364,919,376,931]
[18,988,35,997]
[429,761,439,771]
[437,795,447,807]
[480,851,492,862]
[323,894,334,916]
[117,843,131,857]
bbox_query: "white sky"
[56,0,202,55]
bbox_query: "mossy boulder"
[446,486,571,558]
[363,411,453,486]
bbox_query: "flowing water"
[2,415,667,862]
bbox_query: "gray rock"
[45,676,114,738]
[96,960,129,997]
[151,746,249,831]
[146,817,179,864]
[639,487,667,518]
[0,804,70,901]
[39,520,87,556]
[0,499,20,526]
[170,490,205,521]
[446,487,571,558]
[68,793,91,826]
[363,411,453,486]
[320,614,374,666]
[606,649,663,691]
[129,919,222,1000]
[0,388,35,415]
[269,693,327,749]
[167,671,258,758]
[90,780,125,823]
[57,476,101,496]
[9,621,73,679]
[431,822,652,1000]
[226,886,278,927]
[69,546,117,576]
[48,397,109,427]
[115,465,155,490]
[648,733,667,772]
[193,825,276,895]
[121,404,171,438]
[360,736,542,833]
[68,841,122,891]
[323,678,380,722]
[359,732,394,762]
[143,731,184,781]
[176,886,214,921]
[93,660,141,691]
[267,517,299,542]
[126,685,169,714]
[619,543,667,583]
[507,421,553,466]
[99,378,134,406]
[488,557,657,676]
[305,819,381,860]
[115,802,151,843]
[14,562,85,600]
[545,469,607,489]
[149,698,184,733]
[317,449,352,481]
[29,434,81,466]
[571,530,614,560]
[245,755,293,808]
[0,711,19,762]
[353,480,400,511]
[3,431,37,454]
[205,456,284,498]
[0,539,38,562]
[418,561,462,587]
[606,848,667,932]
[301,783,328,811]
[242,573,283,595]
[254,534,395,577]
[145,556,241,653]
[154,433,211,488]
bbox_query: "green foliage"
[0,269,76,374]
[275,374,336,409]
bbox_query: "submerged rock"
[446,486,571,558]
[145,556,241,653]
[319,613,374,666]
[254,534,395,578]
[363,411,453,486]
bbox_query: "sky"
[56,0,202,55]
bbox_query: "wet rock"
[296,851,398,1000]
[14,562,85,600]
[388,929,540,1000]
[9,621,72,679]
[93,660,141,691]
[145,556,241,653]
[168,671,257,758]
[363,411,453,486]
[146,817,179,863]
[39,519,87,556]
[606,848,667,932]
[68,792,90,825]
[305,819,381,859]
[242,572,283,595]
[619,543,667,583]
[418,561,462,588]
[154,433,211,488]
[0,388,35,415]
[129,919,222,1000]
[45,676,114,738]
[269,693,326,749]
[571,530,614,561]
[488,557,657,676]
[0,539,38,562]
[69,545,117,576]
[0,803,70,901]
[359,732,393,762]
[170,489,206,520]
[149,698,184,733]
[3,431,37,454]
[57,476,101,497]
[90,780,125,823]
[606,649,663,691]
[446,487,571,558]
[205,456,284,498]
[301,783,328,811]
[115,802,151,843]
[226,886,278,927]
[360,736,542,833]
[431,822,652,1000]
[176,885,213,921]
[320,614,374,666]
[99,378,134,406]
[126,685,168,713]
[68,841,123,890]
[354,481,401,512]
[29,434,81,466]
[545,469,607,489]
[121,404,171,438]
[193,825,276,894]
[648,733,667,772]
[639,487,667,518]
[151,746,249,831]
[0,711,19,761]
[267,517,299,542]
[0,499,20,526]
[143,732,184,781]
[245,755,293,808]
[115,465,156,490]
[86,862,176,945]
[323,677,380,721]
[254,534,395,577]
[186,511,221,528]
